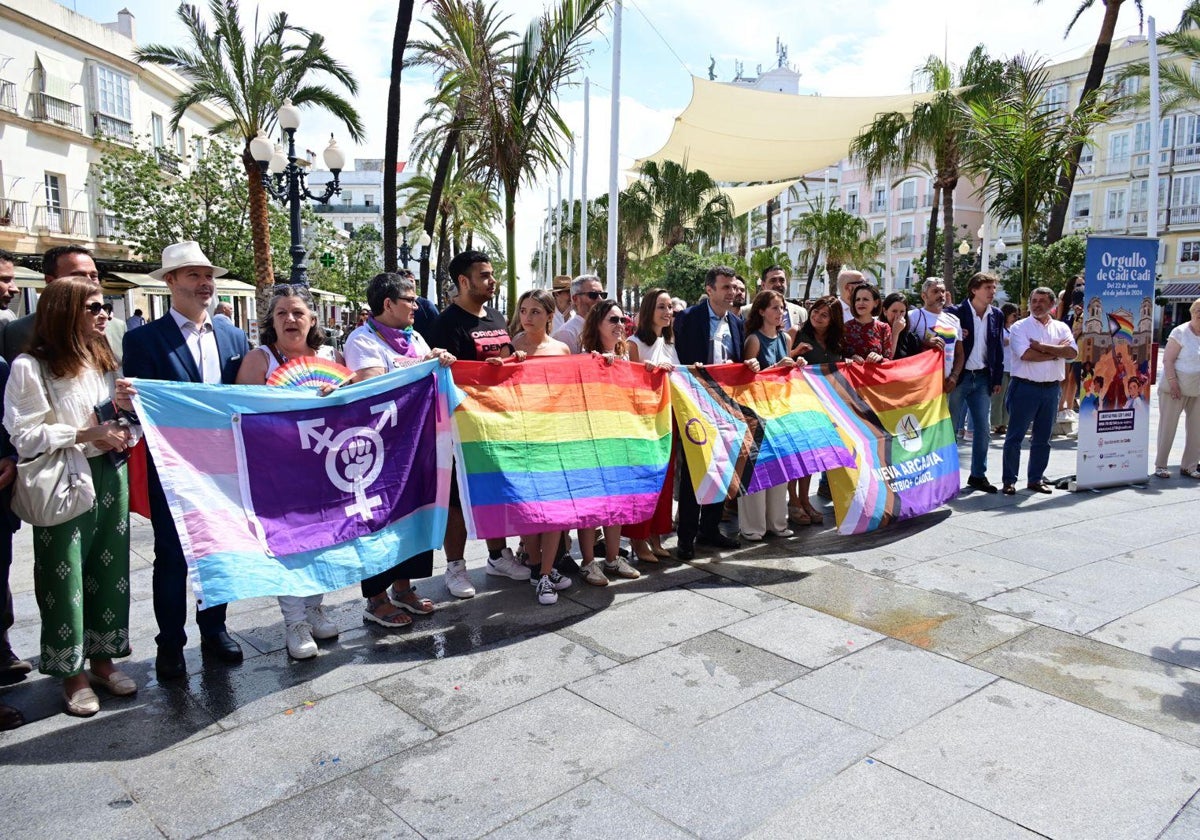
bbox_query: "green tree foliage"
[657,245,744,305]
[999,233,1087,302]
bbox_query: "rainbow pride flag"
[805,350,960,534]
[669,364,855,504]
[132,361,454,606]
[451,357,672,539]
[1108,312,1135,342]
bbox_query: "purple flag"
[234,376,438,556]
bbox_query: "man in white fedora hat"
[121,241,250,680]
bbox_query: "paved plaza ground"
[1,407,1198,839]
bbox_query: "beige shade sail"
[716,180,802,219]
[635,77,940,183]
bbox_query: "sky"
[64,0,1193,287]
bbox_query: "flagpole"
[1148,16,1160,240]
[581,77,590,275]
[567,142,575,276]
[606,0,622,298]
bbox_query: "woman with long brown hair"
[4,279,138,717]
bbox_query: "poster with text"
[1075,235,1157,489]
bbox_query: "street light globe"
[268,145,287,175]
[322,136,346,172]
[398,212,412,229]
[993,238,1007,254]
[958,239,971,256]
[249,131,274,163]
[277,99,301,131]
[977,225,986,240]
[417,231,432,247]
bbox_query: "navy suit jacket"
[951,300,1005,390]
[673,301,746,366]
[122,313,249,385]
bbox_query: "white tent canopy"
[635,77,939,184]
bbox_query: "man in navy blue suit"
[121,242,250,680]
[949,272,1006,493]
[672,266,758,560]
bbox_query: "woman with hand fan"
[236,284,347,660]
[342,272,455,631]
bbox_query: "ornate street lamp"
[249,99,347,285]
[396,211,432,270]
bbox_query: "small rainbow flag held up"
[929,324,959,344]
[669,364,855,504]
[451,356,672,539]
[1108,312,1136,343]
[805,351,960,534]
[266,356,354,389]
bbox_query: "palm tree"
[633,160,733,253]
[586,186,655,289]
[849,45,1007,290]
[465,0,608,307]
[966,55,1117,304]
[789,195,877,299]
[136,0,363,315]
[384,2,417,273]
[408,0,511,295]
[1036,0,1145,244]
[1120,3,1200,112]
[400,168,502,279]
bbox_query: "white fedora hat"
[149,241,228,281]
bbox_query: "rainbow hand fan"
[266,356,354,389]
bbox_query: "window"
[845,190,858,213]
[44,173,63,233]
[1071,193,1091,218]
[899,180,917,210]
[871,221,885,237]
[343,222,354,234]
[1174,173,1200,208]
[193,136,206,159]
[1129,177,1167,212]
[1107,132,1131,174]
[1180,241,1200,263]
[1042,84,1067,124]
[872,186,886,212]
[364,193,375,207]
[1178,115,1200,148]
[896,259,913,288]
[175,128,186,157]
[1080,144,1094,164]
[341,191,353,206]
[95,65,131,121]
[1105,189,1126,223]
[898,220,914,249]
[151,113,165,148]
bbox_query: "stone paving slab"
[889,549,1050,601]
[975,587,1116,634]
[1111,535,1200,582]
[1023,558,1195,619]
[742,758,1043,840]
[0,763,164,840]
[968,626,1200,747]
[354,689,652,840]
[1159,793,1200,840]
[683,576,791,615]
[560,561,711,609]
[603,691,879,840]
[875,679,1200,840]
[113,686,433,839]
[1087,590,1200,670]
[556,587,748,663]
[721,601,885,668]
[568,630,805,737]
[775,638,996,738]
[481,779,696,840]
[369,631,616,733]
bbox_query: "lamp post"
[396,211,432,270]
[249,99,347,286]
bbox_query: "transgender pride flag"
[132,361,454,607]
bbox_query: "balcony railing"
[31,93,82,132]
[869,200,888,213]
[1069,216,1092,231]
[897,196,918,210]
[155,147,181,175]
[0,80,15,114]
[895,236,915,250]
[923,193,936,207]
[95,213,121,239]
[1176,144,1200,165]
[0,199,28,229]
[313,204,381,214]
[1171,205,1200,226]
[93,112,134,144]
[33,206,87,236]
[1104,212,1127,230]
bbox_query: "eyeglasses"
[605,315,625,325]
[579,291,603,300]
[395,295,418,304]
[83,302,106,315]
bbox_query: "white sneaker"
[445,559,476,598]
[486,548,532,580]
[535,575,559,605]
[285,622,318,659]
[305,605,339,640]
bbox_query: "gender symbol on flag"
[296,400,399,520]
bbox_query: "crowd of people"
[0,239,1196,731]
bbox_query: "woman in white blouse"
[1155,298,1200,479]
[4,279,138,717]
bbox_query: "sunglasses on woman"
[605,315,625,325]
[83,302,107,315]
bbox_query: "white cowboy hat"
[149,241,228,281]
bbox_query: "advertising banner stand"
[1074,235,1158,490]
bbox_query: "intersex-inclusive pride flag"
[132,361,454,606]
[805,351,959,534]
[1108,312,1136,342]
[668,364,855,503]
[451,356,671,539]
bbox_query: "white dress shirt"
[1008,315,1077,382]
[170,308,221,384]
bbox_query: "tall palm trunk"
[504,179,517,310]
[941,181,957,291]
[420,122,461,297]
[765,198,775,247]
[923,188,940,279]
[242,145,274,320]
[803,248,821,300]
[384,1,416,274]
[1045,0,1124,244]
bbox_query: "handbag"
[10,363,96,527]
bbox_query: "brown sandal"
[388,585,435,615]
[363,596,413,628]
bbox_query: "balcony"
[0,199,28,229]
[95,213,121,239]
[923,193,936,207]
[31,93,82,132]
[895,236,915,250]
[33,206,87,236]
[1176,144,1200,165]
[155,147,181,175]
[92,112,134,144]
[1128,210,1165,228]
[1104,212,1127,230]
[897,195,918,211]
[869,200,888,213]
[313,204,381,214]
[1171,205,1200,226]
[1069,215,1092,231]
[0,80,15,114]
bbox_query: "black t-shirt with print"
[429,303,513,361]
